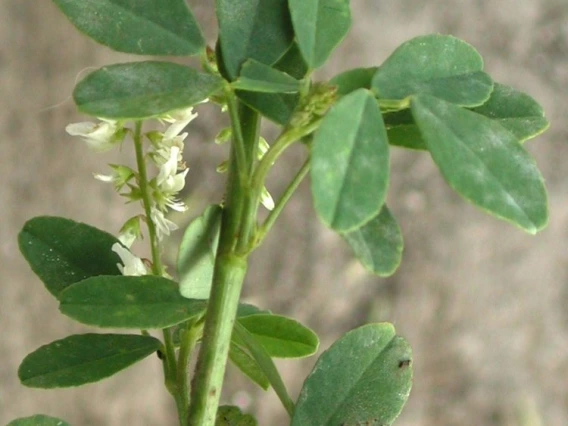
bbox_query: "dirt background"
[1,1,567,425]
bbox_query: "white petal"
[163,108,198,140]
[160,168,188,193]
[111,242,147,276]
[157,146,181,185]
[151,208,179,240]
[260,187,275,211]
[118,230,137,248]
[66,120,120,153]
[93,173,113,182]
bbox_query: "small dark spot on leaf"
[398,359,411,368]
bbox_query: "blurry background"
[1,1,568,425]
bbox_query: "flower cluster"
[66,108,198,275]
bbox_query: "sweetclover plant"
[10,1,550,426]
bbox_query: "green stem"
[132,121,164,276]
[133,121,185,425]
[188,99,259,426]
[225,86,249,187]
[249,158,310,253]
[177,320,203,420]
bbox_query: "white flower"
[157,146,181,185]
[111,243,147,276]
[151,207,179,240]
[160,168,189,193]
[260,187,275,211]
[93,165,135,190]
[162,107,198,140]
[66,119,124,152]
[118,230,137,249]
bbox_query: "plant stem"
[133,121,185,424]
[249,158,310,252]
[132,121,163,276]
[188,100,259,426]
[177,320,203,422]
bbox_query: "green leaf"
[471,83,550,142]
[272,42,309,79]
[7,415,71,426]
[330,67,377,96]
[311,89,390,232]
[342,206,403,277]
[383,109,427,150]
[411,94,548,234]
[18,333,161,388]
[216,0,294,80]
[216,406,258,426]
[372,34,493,107]
[233,322,295,416]
[18,216,121,299]
[73,61,223,119]
[237,91,299,125]
[228,343,270,390]
[232,60,302,93]
[237,303,271,317]
[177,205,222,300]
[59,275,206,329]
[52,0,205,56]
[291,323,413,426]
[236,314,319,358]
[289,0,352,69]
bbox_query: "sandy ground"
[1,1,567,425]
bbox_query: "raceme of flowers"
[65,108,197,275]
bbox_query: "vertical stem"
[132,121,163,276]
[133,121,185,425]
[188,100,260,426]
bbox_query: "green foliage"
[215,406,258,426]
[216,0,294,80]
[311,89,389,232]
[472,83,550,141]
[178,205,222,299]
[18,334,161,388]
[291,323,413,426]
[342,206,403,276]
[330,67,377,96]
[74,61,223,119]
[59,275,207,329]
[228,343,270,390]
[373,34,493,107]
[232,60,302,93]
[52,0,204,56]
[17,2,552,425]
[233,323,295,416]
[18,216,121,299]
[236,314,319,358]
[289,0,352,69]
[411,94,548,233]
[7,415,70,426]
[236,91,299,125]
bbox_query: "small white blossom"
[260,187,275,211]
[157,146,181,185]
[66,119,124,152]
[93,165,135,190]
[151,207,179,240]
[117,216,143,248]
[93,173,113,183]
[160,168,189,193]
[162,107,198,140]
[111,243,147,276]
